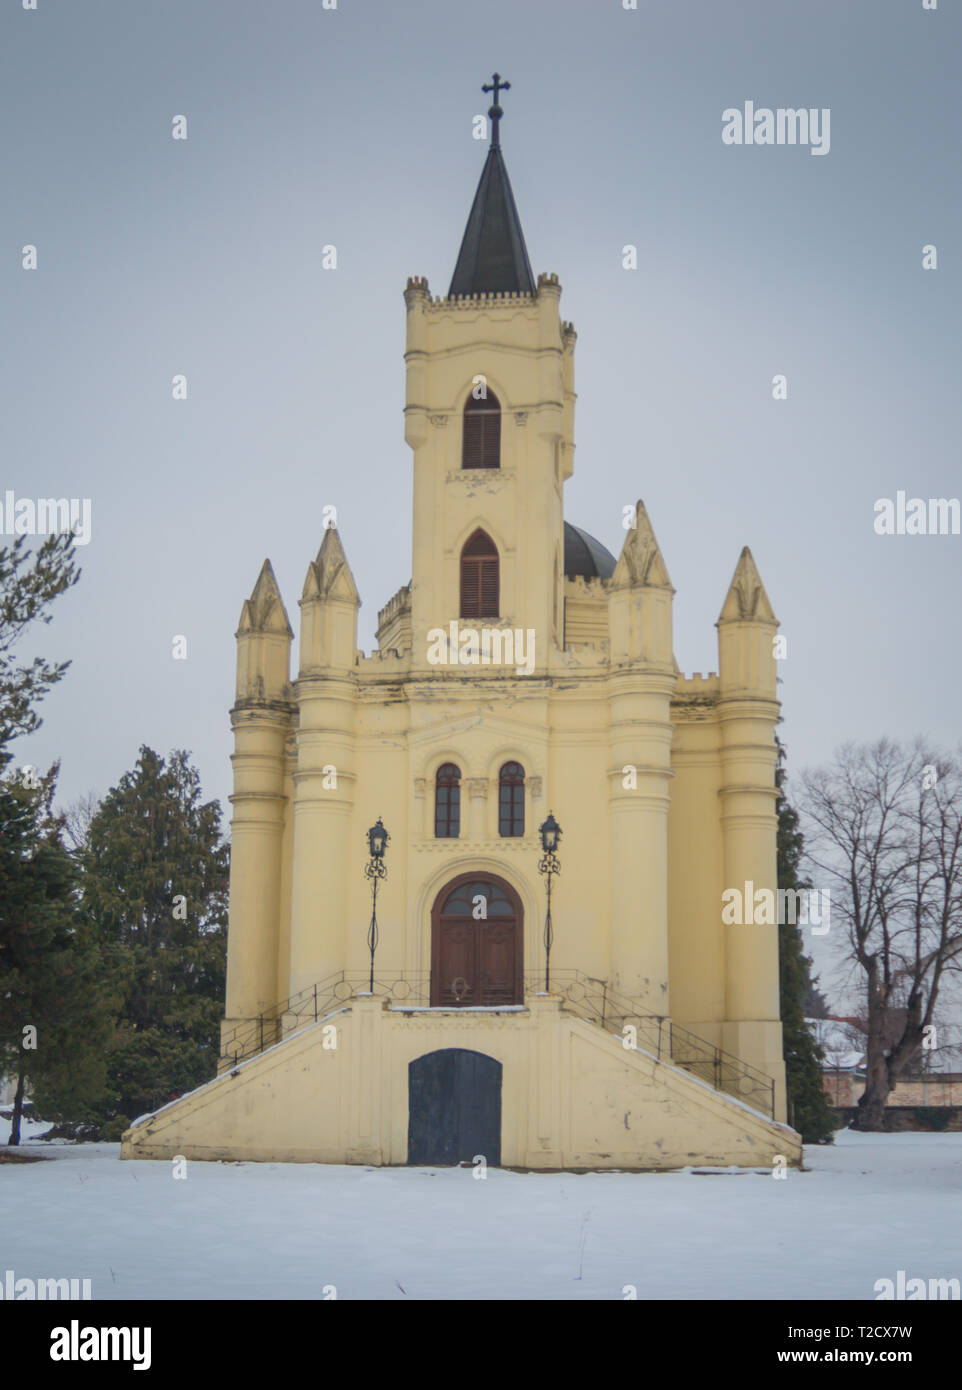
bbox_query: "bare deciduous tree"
[60,790,101,852]
[801,740,962,1129]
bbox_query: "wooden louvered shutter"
[479,557,498,616]
[462,391,501,470]
[460,531,499,619]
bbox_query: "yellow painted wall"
[212,272,791,1145]
[128,998,801,1169]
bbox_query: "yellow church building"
[123,80,801,1170]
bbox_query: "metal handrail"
[219,966,776,1118]
[220,971,432,1065]
[521,969,776,1117]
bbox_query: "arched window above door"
[440,879,515,916]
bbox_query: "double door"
[430,874,523,1007]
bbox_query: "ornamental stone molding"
[383,1010,532,1030]
[414,837,538,853]
[445,468,513,486]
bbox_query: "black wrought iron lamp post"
[537,811,562,992]
[364,817,389,992]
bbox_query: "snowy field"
[1,1120,960,1300]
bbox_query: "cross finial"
[482,72,511,148]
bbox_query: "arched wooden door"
[430,873,523,1007]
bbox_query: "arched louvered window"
[498,761,525,837]
[435,763,461,838]
[460,530,499,619]
[462,389,501,470]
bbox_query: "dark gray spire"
[448,75,535,298]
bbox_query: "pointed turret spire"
[237,559,293,636]
[718,547,776,623]
[717,547,778,698]
[302,526,360,604]
[608,502,675,667]
[611,501,673,590]
[448,74,535,298]
[298,526,361,674]
[234,559,293,703]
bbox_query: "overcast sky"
[3,0,959,998]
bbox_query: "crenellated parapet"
[375,583,412,654]
[676,671,719,689]
[671,671,720,722]
[564,574,609,647]
[438,289,538,307]
[404,275,430,307]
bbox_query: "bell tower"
[403,77,575,674]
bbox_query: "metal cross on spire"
[482,72,511,148]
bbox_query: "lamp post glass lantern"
[537,812,562,992]
[539,812,561,854]
[364,818,389,992]
[368,818,389,860]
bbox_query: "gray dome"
[563,522,617,581]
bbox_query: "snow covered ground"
[1,1119,959,1300]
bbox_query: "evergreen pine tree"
[80,747,229,1138]
[0,531,93,1142]
[0,533,80,772]
[776,737,836,1143]
[803,980,830,1019]
[0,769,108,1144]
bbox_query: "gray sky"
[3,0,960,1003]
